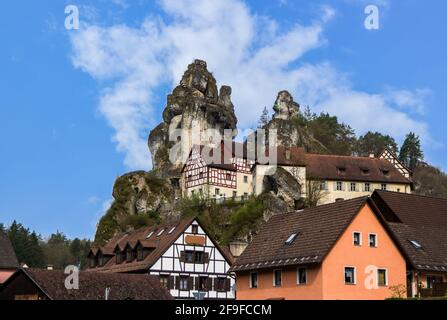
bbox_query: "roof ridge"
[376,189,447,201]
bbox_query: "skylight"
[146,231,154,239]
[157,228,165,236]
[168,226,176,234]
[409,240,422,249]
[285,233,298,245]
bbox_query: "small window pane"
[250,273,258,288]
[298,268,307,284]
[369,234,377,247]
[274,270,282,287]
[353,232,361,246]
[345,267,355,284]
[378,269,387,286]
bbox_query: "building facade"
[230,197,407,300]
[181,142,412,205]
[87,218,235,300]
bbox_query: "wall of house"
[408,271,447,297]
[0,272,46,300]
[149,222,235,300]
[316,181,411,205]
[235,265,323,300]
[321,203,407,300]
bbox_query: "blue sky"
[0,0,446,239]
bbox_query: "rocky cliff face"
[148,59,237,177]
[263,90,328,153]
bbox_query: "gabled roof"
[371,190,447,272]
[231,197,372,272]
[2,268,173,300]
[89,218,233,273]
[0,231,19,269]
[306,153,412,184]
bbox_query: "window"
[250,272,258,289]
[297,268,307,285]
[427,276,443,289]
[89,257,97,268]
[194,251,204,263]
[188,174,192,182]
[350,182,357,192]
[179,277,189,291]
[184,251,194,263]
[381,183,387,191]
[285,233,298,245]
[233,191,237,198]
[244,175,248,183]
[146,231,154,239]
[191,224,199,234]
[377,269,387,286]
[137,247,144,261]
[160,275,169,289]
[336,181,343,191]
[226,173,232,180]
[215,188,220,196]
[345,267,356,285]
[126,248,134,262]
[168,226,176,234]
[199,188,203,195]
[369,234,377,247]
[181,250,206,263]
[353,232,362,246]
[409,240,422,249]
[199,172,204,179]
[364,183,371,192]
[116,252,124,264]
[215,277,227,292]
[156,228,165,236]
[381,169,390,176]
[362,168,370,175]
[197,277,209,291]
[273,270,282,287]
[320,181,327,190]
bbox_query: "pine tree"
[257,107,269,128]
[356,131,399,157]
[399,132,424,170]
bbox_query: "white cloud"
[69,0,431,169]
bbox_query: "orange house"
[231,197,407,300]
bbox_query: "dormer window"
[361,168,370,175]
[126,247,135,262]
[337,167,346,175]
[89,256,98,268]
[116,251,124,264]
[137,246,144,261]
[381,169,390,176]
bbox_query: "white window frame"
[297,267,307,285]
[273,269,282,287]
[350,182,357,192]
[368,233,378,247]
[364,183,371,192]
[353,231,362,246]
[381,183,387,191]
[377,268,388,287]
[344,266,357,285]
[336,181,343,191]
[249,272,258,289]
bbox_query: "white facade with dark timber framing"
[149,220,235,299]
[87,218,235,300]
[379,148,411,179]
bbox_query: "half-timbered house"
[87,218,235,300]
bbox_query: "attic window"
[381,169,390,176]
[409,240,422,249]
[157,228,165,236]
[146,231,154,239]
[168,226,176,234]
[361,168,370,175]
[285,233,298,245]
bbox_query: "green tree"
[6,221,45,267]
[399,132,424,170]
[356,131,399,157]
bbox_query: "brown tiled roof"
[306,153,411,184]
[371,191,447,272]
[12,268,173,300]
[89,218,233,273]
[230,197,370,272]
[0,231,18,269]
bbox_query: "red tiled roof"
[0,231,18,269]
[371,191,447,272]
[230,197,370,272]
[306,153,411,184]
[6,268,173,300]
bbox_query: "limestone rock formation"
[272,90,300,120]
[148,59,237,177]
[262,167,303,210]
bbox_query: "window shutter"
[180,251,185,262]
[224,278,231,292]
[333,182,337,191]
[206,278,212,291]
[342,182,346,191]
[175,276,180,290]
[189,277,195,290]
